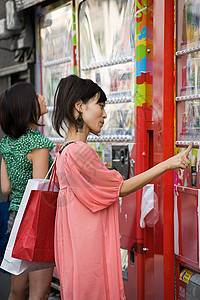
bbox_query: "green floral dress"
[0,128,54,211]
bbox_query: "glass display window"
[177,52,200,97]
[177,100,200,141]
[79,0,135,141]
[101,103,134,136]
[79,0,134,66]
[176,0,200,142]
[82,63,134,98]
[39,3,73,140]
[177,0,200,51]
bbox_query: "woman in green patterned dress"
[0,82,54,300]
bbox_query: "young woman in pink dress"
[52,75,192,300]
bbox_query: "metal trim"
[87,135,133,143]
[43,57,72,68]
[176,46,200,57]
[81,56,134,71]
[106,96,134,104]
[176,95,200,102]
[49,137,64,144]
[175,140,199,147]
[49,135,134,144]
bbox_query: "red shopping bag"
[12,189,57,262]
[12,165,58,263]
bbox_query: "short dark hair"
[0,82,41,139]
[52,75,107,137]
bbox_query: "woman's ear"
[74,99,83,112]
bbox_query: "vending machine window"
[39,3,73,141]
[79,0,135,145]
[176,99,200,141]
[176,0,200,144]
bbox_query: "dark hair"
[52,75,107,137]
[0,82,41,139]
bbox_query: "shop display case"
[176,0,200,146]
[79,0,135,145]
[39,3,73,141]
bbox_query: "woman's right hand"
[164,141,193,170]
[120,141,193,197]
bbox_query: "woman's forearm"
[119,160,168,197]
[119,141,193,197]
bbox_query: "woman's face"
[81,93,107,134]
[37,93,48,116]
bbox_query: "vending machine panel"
[177,268,200,300]
[175,186,199,269]
[112,145,130,180]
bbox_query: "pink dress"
[54,142,126,300]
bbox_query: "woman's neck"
[65,126,89,143]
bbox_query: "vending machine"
[78,0,158,299]
[175,0,200,299]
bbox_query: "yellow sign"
[179,269,193,284]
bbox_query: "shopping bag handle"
[43,155,57,192]
[45,156,56,180]
[47,160,57,192]
[46,142,74,191]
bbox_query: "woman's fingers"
[180,141,193,169]
[166,141,193,170]
[184,141,193,155]
[181,162,188,169]
[172,141,192,170]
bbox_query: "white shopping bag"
[1,178,59,275]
